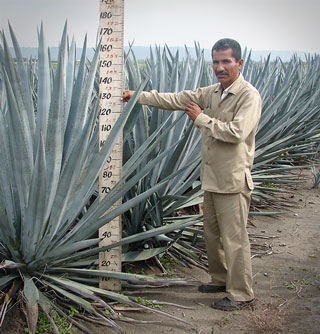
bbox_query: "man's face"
[212,48,243,89]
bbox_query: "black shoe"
[198,284,226,293]
[211,297,255,311]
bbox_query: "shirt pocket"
[219,104,236,122]
[245,169,254,191]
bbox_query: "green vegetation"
[300,279,315,286]
[283,279,315,290]
[283,281,296,290]
[135,296,162,309]
[25,308,78,334]
[160,255,177,271]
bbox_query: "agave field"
[0,24,320,333]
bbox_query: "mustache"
[216,71,228,75]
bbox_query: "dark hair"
[211,38,242,61]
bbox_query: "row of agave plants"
[0,24,319,332]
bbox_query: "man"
[121,38,262,311]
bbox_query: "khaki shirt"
[138,73,262,193]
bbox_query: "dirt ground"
[1,170,319,334]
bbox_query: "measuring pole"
[98,0,124,291]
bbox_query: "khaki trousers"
[203,189,254,301]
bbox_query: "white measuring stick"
[98,0,124,291]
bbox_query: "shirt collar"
[214,72,244,95]
[223,82,235,94]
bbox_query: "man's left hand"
[186,102,202,121]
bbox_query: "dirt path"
[113,171,320,334]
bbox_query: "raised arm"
[122,88,207,111]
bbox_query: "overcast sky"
[1,0,319,53]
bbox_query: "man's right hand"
[121,90,135,102]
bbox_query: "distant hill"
[16,46,313,62]
[124,46,311,62]
[14,47,96,61]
